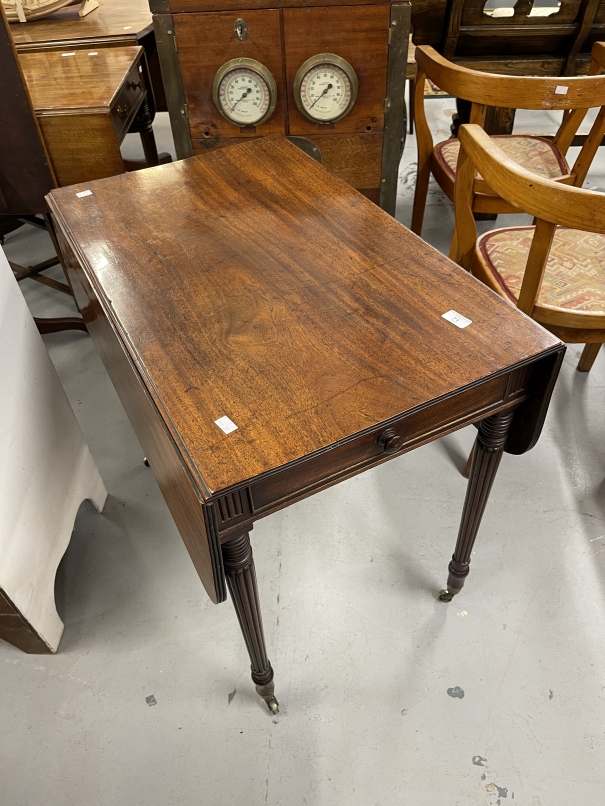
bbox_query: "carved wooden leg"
[136,101,161,168]
[439,410,514,602]
[222,532,278,714]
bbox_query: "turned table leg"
[135,101,160,168]
[222,532,279,714]
[439,410,514,602]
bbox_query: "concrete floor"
[2,105,605,805]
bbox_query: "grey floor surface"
[2,105,605,806]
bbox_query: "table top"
[47,136,559,495]
[10,0,152,49]
[20,46,142,113]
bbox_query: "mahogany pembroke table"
[48,137,564,714]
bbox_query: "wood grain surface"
[10,0,152,48]
[20,47,145,187]
[20,46,143,112]
[165,0,389,12]
[173,10,286,140]
[0,590,53,654]
[53,227,224,603]
[47,137,560,495]
[282,4,390,136]
[302,132,383,188]
[37,114,125,186]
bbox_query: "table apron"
[214,371,536,541]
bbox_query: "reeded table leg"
[439,410,514,602]
[222,532,279,714]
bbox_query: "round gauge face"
[295,55,358,123]
[213,60,277,127]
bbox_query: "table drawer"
[111,59,145,142]
[248,374,509,516]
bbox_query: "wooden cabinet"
[152,0,410,213]
[20,46,149,187]
[174,10,286,141]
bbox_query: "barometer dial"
[213,58,277,126]
[294,54,358,123]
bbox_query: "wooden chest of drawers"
[151,0,410,214]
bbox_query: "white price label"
[76,190,93,198]
[555,85,568,95]
[442,310,472,329]
[215,415,238,434]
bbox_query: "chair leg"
[408,78,415,135]
[411,160,430,236]
[577,343,601,373]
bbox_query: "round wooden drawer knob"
[378,427,404,454]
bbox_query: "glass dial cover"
[213,58,277,127]
[294,54,358,123]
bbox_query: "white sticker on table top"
[215,415,238,434]
[88,51,99,56]
[61,52,76,57]
[555,85,569,95]
[124,25,132,29]
[442,309,472,329]
[76,189,93,198]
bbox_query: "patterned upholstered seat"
[434,136,569,184]
[476,226,605,313]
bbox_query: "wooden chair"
[411,43,605,238]
[452,122,605,373]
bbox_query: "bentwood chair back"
[452,123,605,373]
[411,43,605,240]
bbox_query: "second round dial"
[295,54,358,123]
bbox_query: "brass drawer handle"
[378,427,404,454]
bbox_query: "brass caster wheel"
[143,457,150,467]
[263,695,279,715]
[438,587,460,602]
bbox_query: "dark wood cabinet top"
[47,136,560,495]
[20,46,142,113]
[10,0,152,49]
[159,0,391,12]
